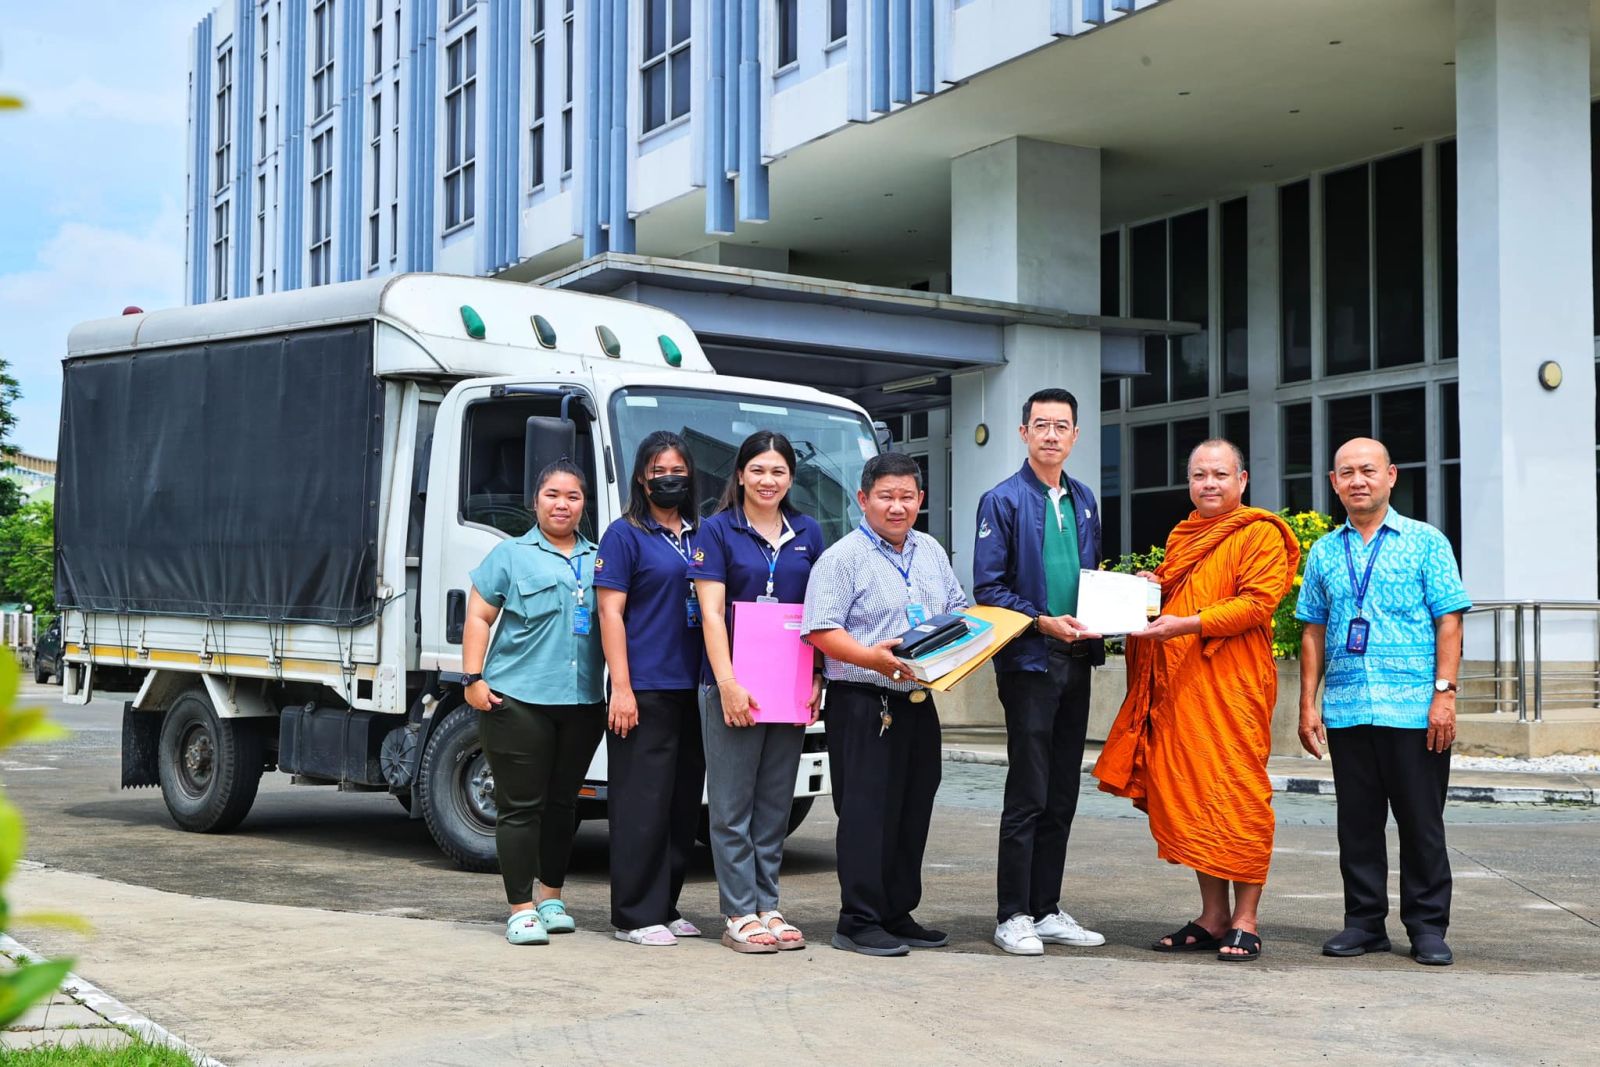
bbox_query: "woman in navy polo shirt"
[595,431,708,947]
[695,431,826,953]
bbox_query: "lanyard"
[563,552,586,602]
[658,526,698,596]
[859,523,915,599]
[1342,526,1389,617]
[746,510,790,598]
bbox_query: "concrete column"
[1455,0,1597,617]
[1245,183,1282,509]
[948,138,1101,588]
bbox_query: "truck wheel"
[417,705,499,872]
[33,661,50,685]
[694,797,816,846]
[157,689,265,833]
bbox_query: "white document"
[1075,570,1161,636]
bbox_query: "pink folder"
[731,601,813,724]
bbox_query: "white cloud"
[0,206,186,456]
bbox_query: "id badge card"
[685,596,702,628]
[756,595,779,604]
[572,604,592,636]
[1345,617,1369,655]
[906,603,929,627]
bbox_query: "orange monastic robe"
[1093,506,1299,885]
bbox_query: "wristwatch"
[1433,679,1457,693]
[461,672,483,687]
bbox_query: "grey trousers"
[699,684,807,917]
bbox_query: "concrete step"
[1457,707,1600,758]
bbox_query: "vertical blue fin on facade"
[1111,0,1135,12]
[410,0,438,272]
[913,0,934,95]
[723,0,740,176]
[339,0,364,281]
[483,2,500,272]
[891,0,910,104]
[189,15,213,305]
[704,0,734,234]
[737,0,767,221]
[596,0,613,229]
[609,0,634,251]
[870,0,890,113]
[1080,0,1105,25]
[232,6,255,298]
[502,0,522,270]
[282,0,306,289]
[582,0,605,256]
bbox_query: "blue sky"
[0,1,213,456]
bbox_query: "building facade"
[185,0,1600,613]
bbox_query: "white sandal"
[759,910,806,951]
[614,924,677,946]
[720,914,779,954]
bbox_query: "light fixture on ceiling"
[881,374,939,394]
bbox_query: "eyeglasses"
[1028,420,1076,436]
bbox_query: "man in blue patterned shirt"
[1295,437,1471,967]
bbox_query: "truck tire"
[417,705,499,872]
[694,797,815,846]
[33,660,50,685]
[157,689,265,833]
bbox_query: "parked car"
[33,619,59,684]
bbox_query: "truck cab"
[58,275,879,868]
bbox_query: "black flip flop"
[1151,921,1221,953]
[1217,928,1262,962]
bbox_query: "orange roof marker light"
[596,324,621,358]
[531,314,557,348]
[460,305,486,339]
[658,334,683,368]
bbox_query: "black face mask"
[645,475,692,509]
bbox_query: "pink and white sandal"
[615,924,678,946]
[668,918,702,938]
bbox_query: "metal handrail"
[1461,600,1600,723]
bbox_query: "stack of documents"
[907,612,997,683]
[1074,569,1162,636]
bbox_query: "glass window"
[1438,140,1457,361]
[1171,417,1209,482]
[1129,221,1167,407]
[1169,209,1209,401]
[1100,231,1120,317]
[561,6,574,173]
[531,9,547,190]
[1281,401,1312,510]
[1220,197,1248,393]
[1221,410,1251,477]
[1375,150,1424,368]
[1130,491,1189,554]
[609,388,875,545]
[1324,164,1371,376]
[1131,423,1166,490]
[1377,387,1426,466]
[1325,394,1372,470]
[1439,380,1460,560]
[448,0,476,19]
[1101,377,1121,414]
[309,130,334,285]
[1593,103,1600,337]
[777,0,798,67]
[212,202,230,301]
[312,0,335,119]
[444,30,477,230]
[829,0,847,42]
[463,395,598,540]
[214,49,233,191]
[1101,423,1122,560]
[642,0,691,132]
[1280,180,1312,382]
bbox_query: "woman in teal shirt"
[463,459,605,946]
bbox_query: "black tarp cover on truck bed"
[55,323,385,625]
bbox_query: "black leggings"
[479,695,605,906]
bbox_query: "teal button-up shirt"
[469,526,604,706]
[1295,509,1471,729]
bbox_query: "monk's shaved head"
[1332,437,1392,472]
[1187,438,1246,477]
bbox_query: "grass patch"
[0,1032,200,1066]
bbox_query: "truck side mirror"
[872,420,894,453]
[523,416,579,505]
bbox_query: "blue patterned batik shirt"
[1295,509,1472,729]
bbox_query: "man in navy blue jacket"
[973,387,1107,957]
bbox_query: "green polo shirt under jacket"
[469,526,604,706]
[1040,476,1081,618]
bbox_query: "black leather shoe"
[1321,926,1392,957]
[832,928,911,957]
[1409,933,1454,966]
[886,919,949,948]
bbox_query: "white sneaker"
[1034,910,1105,947]
[993,914,1044,956]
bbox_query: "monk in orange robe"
[1094,439,1299,962]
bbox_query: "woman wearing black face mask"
[595,430,708,946]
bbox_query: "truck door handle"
[446,589,466,644]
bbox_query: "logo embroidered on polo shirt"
[978,518,992,539]
[595,557,605,572]
[692,548,705,566]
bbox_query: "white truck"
[57,274,880,869]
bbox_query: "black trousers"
[994,649,1093,923]
[1327,724,1452,938]
[825,682,942,938]
[479,696,605,906]
[605,688,706,931]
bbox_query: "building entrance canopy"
[536,254,1195,417]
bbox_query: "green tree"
[0,358,21,519]
[0,499,52,614]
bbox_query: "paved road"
[7,681,1600,1064]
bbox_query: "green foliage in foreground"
[0,1031,200,1066]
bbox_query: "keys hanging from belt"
[879,696,892,737]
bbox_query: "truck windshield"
[609,387,877,545]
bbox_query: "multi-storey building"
[185,0,1599,618]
